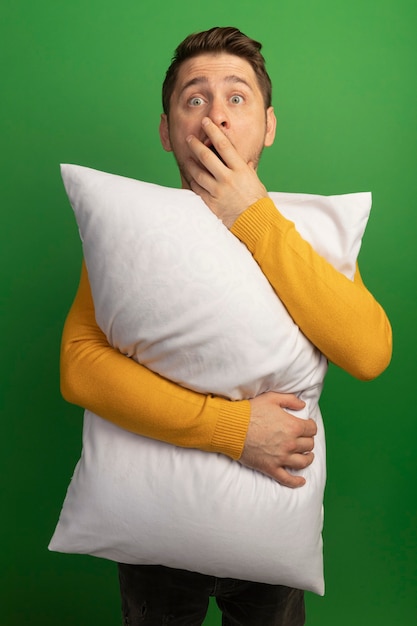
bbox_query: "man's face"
[159,53,276,189]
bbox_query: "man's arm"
[61,261,315,486]
[232,199,392,379]
[186,117,392,379]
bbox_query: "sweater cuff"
[210,398,251,460]
[231,196,291,252]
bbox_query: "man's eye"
[230,95,244,104]
[189,97,204,106]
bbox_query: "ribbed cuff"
[210,398,251,460]
[231,197,290,252]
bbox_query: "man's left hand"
[186,117,268,228]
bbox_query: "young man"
[61,27,392,625]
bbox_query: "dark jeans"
[118,563,305,626]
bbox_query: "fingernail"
[202,117,210,127]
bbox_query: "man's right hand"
[240,391,317,488]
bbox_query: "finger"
[293,436,315,454]
[301,418,318,437]
[264,391,305,411]
[278,395,306,410]
[201,117,243,169]
[287,452,315,471]
[189,177,206,197]
[186,134,228,180]
[289,416,317,437]
[189,178,213,206]
[187,156,217,194]
[273,467,306,489]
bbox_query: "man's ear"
[264,107,277,148]
[159,114,172,152]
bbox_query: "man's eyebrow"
[179,75,253,95]
[225,75,253,89]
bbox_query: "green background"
[1,0,416,624]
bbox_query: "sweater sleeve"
[60,261,251,460]
[231,197,392,380]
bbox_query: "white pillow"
[49,164,371,595]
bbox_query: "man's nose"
[207,99,230,129]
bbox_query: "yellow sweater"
[60,197,392,459]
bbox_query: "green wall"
[1,0,416,624]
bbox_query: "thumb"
[279,395,306,411]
